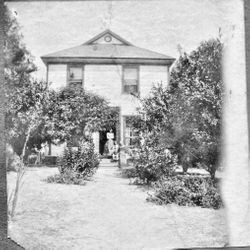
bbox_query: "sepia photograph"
[0,0,250,249]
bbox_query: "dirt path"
[8,163,227,249]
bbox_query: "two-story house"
[41,29,175,156]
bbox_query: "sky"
[6,0,243,80]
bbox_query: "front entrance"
[99,128,116,157]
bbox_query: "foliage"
[46,170,87,186]
[43,156,58,166]
[52,141,100,185]
[3,4,36,86]
[3,5,51,219]
[130,133,178,184]
[3,5,57,157]
[6,80,55,158]
[49,87,118,144]
[131,38,223,179]
[6,80,54,218]
[121,167,138,179]
[147,175,223,209]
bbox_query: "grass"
[7,166,228,249]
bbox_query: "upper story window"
[122,66,139,95]
[68,66,83,88]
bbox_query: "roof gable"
[41,29,176,66]
[83,29,132,46]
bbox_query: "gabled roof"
[83,29,132,46]
[41,30,175,66]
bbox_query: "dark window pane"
[124,84,138,94]
[123,66,139,94]
[69,67,82,80]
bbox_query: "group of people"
[29,131,120,163]
[104,130,119,161]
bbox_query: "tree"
[3,5,36,86]
[50,87,118,145]
[3,5,39,157]
[134,38,223,180]
[170,38,223,178]
[1,5,40,219]
[7,81,54,158]
[6,80,54,218]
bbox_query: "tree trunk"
[20,126,32,162]
[10,126,32,218]
[0,0,8,240]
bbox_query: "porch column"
[222,0,250,246]
[92,132,100,153]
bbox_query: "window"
[104,35,112,42]
[124,116,139,147]
[122,66,139,94]
[68,66,83,88]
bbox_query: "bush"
[46,169,86,185]
[47,141,100,185]
[43,156,58,166]
[121,167,138,179]
[147,175,222,209]
[131,141,178,184]
[59,141,100,177]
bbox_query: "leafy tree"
[169,38,223,178]
[3,5,36,86]
[2,5,44,218]
[133,38,223,180]
[3,5,40,156]
[49,87,118,145]
[6,80,54,159]
[6,80,54,218]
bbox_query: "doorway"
[99,128,116,156]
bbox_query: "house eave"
[41,57,175,66]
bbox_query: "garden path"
[8,162,227,249]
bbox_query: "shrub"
[147,175,223,209]
[120,167,138,179]
[46,169,86,185]
[201,183,222,209]
[59,141,100,178]
[46,141,100,185]
[131,141,178,184]
[43,156,58,166]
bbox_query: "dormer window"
[68,65,84,88]
[122,65,139,95]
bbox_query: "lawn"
[7,166,228,249]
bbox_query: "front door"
[99,128,116,157]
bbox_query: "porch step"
[100,158,118,167]
[100,158,112,164]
